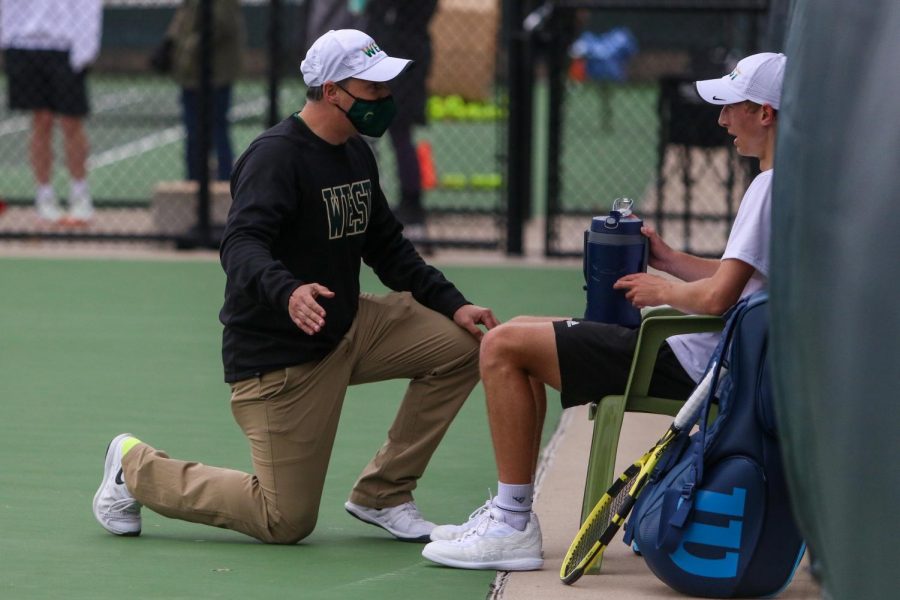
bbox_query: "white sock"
[494,482,533,531]
[36,184,55,200]
[70,179,89,196]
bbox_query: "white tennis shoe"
[430,497,492,541]
[66,183,94,224]
[92,433,142,536]
[421,507,543,571]
[35,187,62,223]
[344,500,436,542]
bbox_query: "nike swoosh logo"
[712,96,728,101]
[115,468,125,485]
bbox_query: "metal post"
[178,0,214,249]
[656,82,667,240]
[503,0,535,256]
[544,9,566,257]
[196,0,213,245]
[267,0,282,127]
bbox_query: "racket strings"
[563,468,640,574]
[609,470,638,519]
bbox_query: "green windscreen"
[771,1,900,598]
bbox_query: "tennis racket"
[560,364,721,585]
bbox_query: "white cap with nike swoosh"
[695,52,787,110]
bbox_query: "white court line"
[88,125,183,169]
[0,88,147,138]
[88,96,269,170]
[0,115,30,137]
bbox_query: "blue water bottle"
[583,198,649,328]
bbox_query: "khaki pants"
[122,292,480,544]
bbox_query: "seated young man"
[421,52,787,571]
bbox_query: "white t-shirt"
[667,169,773,381]
[0,0,103,71]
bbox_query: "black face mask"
[336,84,397,138]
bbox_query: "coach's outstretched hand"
[289,283,335,335]
[453,304,499,341]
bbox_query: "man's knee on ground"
[261,515,316,545]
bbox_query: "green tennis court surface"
[0,257,582,599]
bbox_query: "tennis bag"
[624,291,805,598]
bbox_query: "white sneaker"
[35,187,62,223]
[421,507,543,571]
[430,498,492,541]
[92,434,142,536]
[65,183,94,224]
[344,500,436,542]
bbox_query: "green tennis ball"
[444,95,465,109]
[429,104,447,121]
[440,173,468,189]
[427,96,445,120]
[470,173,502,189]
[474,105,495,121]
[464,104,485,121]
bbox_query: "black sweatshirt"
[218,115,469,383]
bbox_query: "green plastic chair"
[579,306,724,574]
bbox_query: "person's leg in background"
[57,57,93,224]
[388,121,425,229]
[5,48,63,223]
[180,87,200,181]
[59,115,93,223]
[30,109,61,222]
[212,84,234,181]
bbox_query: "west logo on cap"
[361,43,381,58]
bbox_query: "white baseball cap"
[300,29,412,87]
[695,52,787,110]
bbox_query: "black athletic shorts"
[4,49,89,116]
[552,319,696,409]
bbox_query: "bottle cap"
[611,197,634,218]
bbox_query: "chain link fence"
[0,0,775,256]
[537,0,767,257]
[0,0,505,249]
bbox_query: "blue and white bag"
[624,292,805,598]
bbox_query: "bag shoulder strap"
[655,296,753,551]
